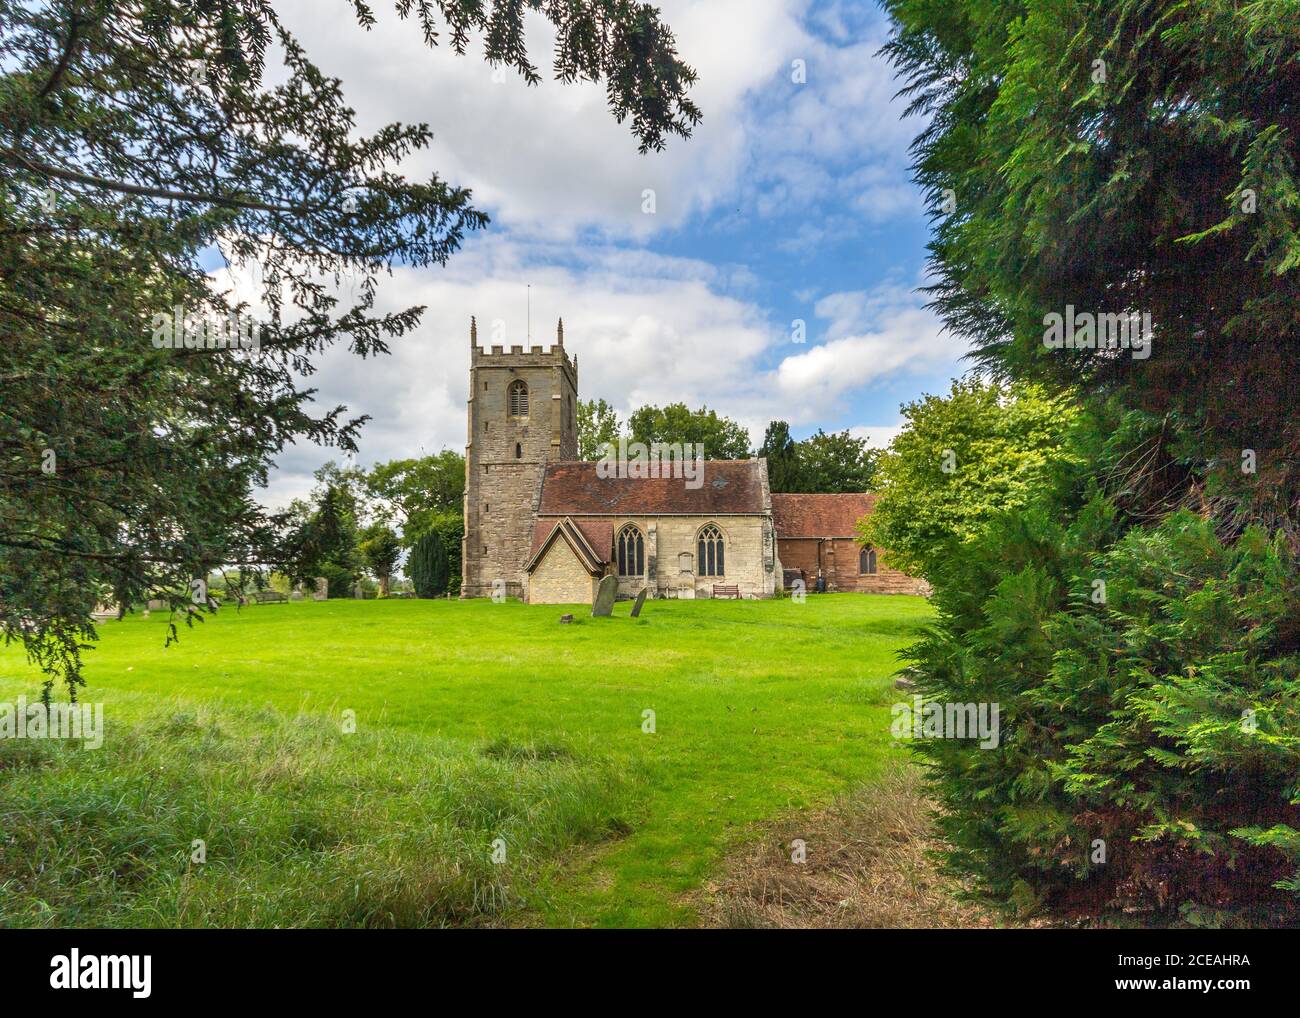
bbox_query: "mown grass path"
[0,595,930,927]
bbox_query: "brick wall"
[777,538,820,584]
[776,536,928,595]
[827,538,927,594]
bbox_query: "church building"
[460,320,926,604]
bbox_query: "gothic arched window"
[859,546,877,575]
[697,524,724,577]
[508,379,528,418]
[617,524,644,577]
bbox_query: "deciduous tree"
[359,522,401,596]
[577,398,621,461]
[626,403,751,460]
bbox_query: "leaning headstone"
[591,575,617,617]
[629,587,648,618]
[313,577,328,601]
[559,613,574,624]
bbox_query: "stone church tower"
[461,317,578,598]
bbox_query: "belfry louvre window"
[859,547,877,575]
[508,380,528,417]
[697,525,724,577]
[617,525,644,577]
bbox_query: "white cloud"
[254,235,781,507]
[849,423,905,450]
[232,2,949,507]
[252,245,963,511]
[772,283,962,412]
[271,0,809,239]
[270,0,920,238]
[736,12,923,222]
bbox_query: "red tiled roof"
[528,517,612,563]
[537,460,767,515]
[771,492,877,539]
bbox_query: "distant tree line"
[578,399,879,493]
[284,451,464,598]
[285,394,881,601]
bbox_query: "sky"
[244,0,969,507]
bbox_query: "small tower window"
[515,442,522,459]
[508,380,529,418]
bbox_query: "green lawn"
[0,594,931,928]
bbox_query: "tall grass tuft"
[0,701,636,927]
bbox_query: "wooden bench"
[711,584,740,599]
[252,590,288,604]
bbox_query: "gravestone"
[289,589,304,601]
[591,575,617,617]
[147,598,165,610]
[313,577,328,601]
[559,613,574,624]
[629,587,648,618]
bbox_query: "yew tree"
[0,0,698,697]
[881,0,1300,923]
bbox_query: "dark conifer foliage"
[408,530,447,598]
[881,0,1300,924]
